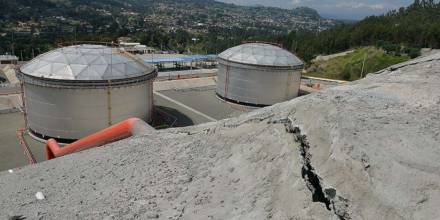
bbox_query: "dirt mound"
[1,54,440,219]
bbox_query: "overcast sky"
[218,0,414,20]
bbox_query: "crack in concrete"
[163,113,353,219]
[282,118,351,220]
[223,112,275,128]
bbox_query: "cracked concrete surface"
[1,54,440,219]
[286,122,350,220]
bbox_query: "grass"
[305,47,409,81]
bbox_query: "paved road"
[154,77,216,91]
[154,91,217,122]
[0,113,45,171]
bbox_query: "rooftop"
[20,44,155,81]
[218,43,304,67]
[0,55,18,61]
[142,54,217,63]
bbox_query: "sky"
[218,0,414,20]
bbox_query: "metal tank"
[18,44,157,142]
[216,43,304,107]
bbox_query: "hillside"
[279,0,440,62]
[305,47,409,81]
[0,0,336,59]
[0,0,328,31]
[1,54,440,219]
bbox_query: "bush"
[342,66,352,81]
[407,48,421,58]
[381,43,400,55]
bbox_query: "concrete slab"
[2,54,440,219]
[0,95,22,113]
[1,65,19,85]
[159,86,251,121]
[153,93,212,126]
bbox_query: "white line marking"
[154,91,217,122]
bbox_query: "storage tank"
[216,43,304,107]
[18,44,157,143]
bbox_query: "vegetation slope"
[278,0,440,62]
[305,47,409,81]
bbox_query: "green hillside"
[0,0,332,59]
[279,1,440,63]
[305,47,409,81]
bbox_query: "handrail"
[45,118,154,160]
[57,41,119,48]
[16,129,37,164]
[241,41,283,48]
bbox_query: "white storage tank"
[18,44,157,143]
[217,43,304,107]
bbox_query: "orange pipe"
[45,118,153,160]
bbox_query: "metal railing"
[154,108,178,128]
[16,128,37,165]
[57,41,119,48]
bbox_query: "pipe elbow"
[46,138,61,160]
[45,118,154,160]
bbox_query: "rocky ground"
[1,54,440,219]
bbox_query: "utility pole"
[316,19,321,35]
[11,32,15,55]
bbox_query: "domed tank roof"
[218,43,304,67]
[20,44,155,81]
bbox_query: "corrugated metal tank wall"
[216,43,304,107]
[216,61,302,106]
[24,82,153,140]
[19,44,157,142]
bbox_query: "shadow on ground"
[153,105,194,128]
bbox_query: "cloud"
[317,1,386,10]
[219,0,413,19]
[338,3,385,10]
[308,0,412,19]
